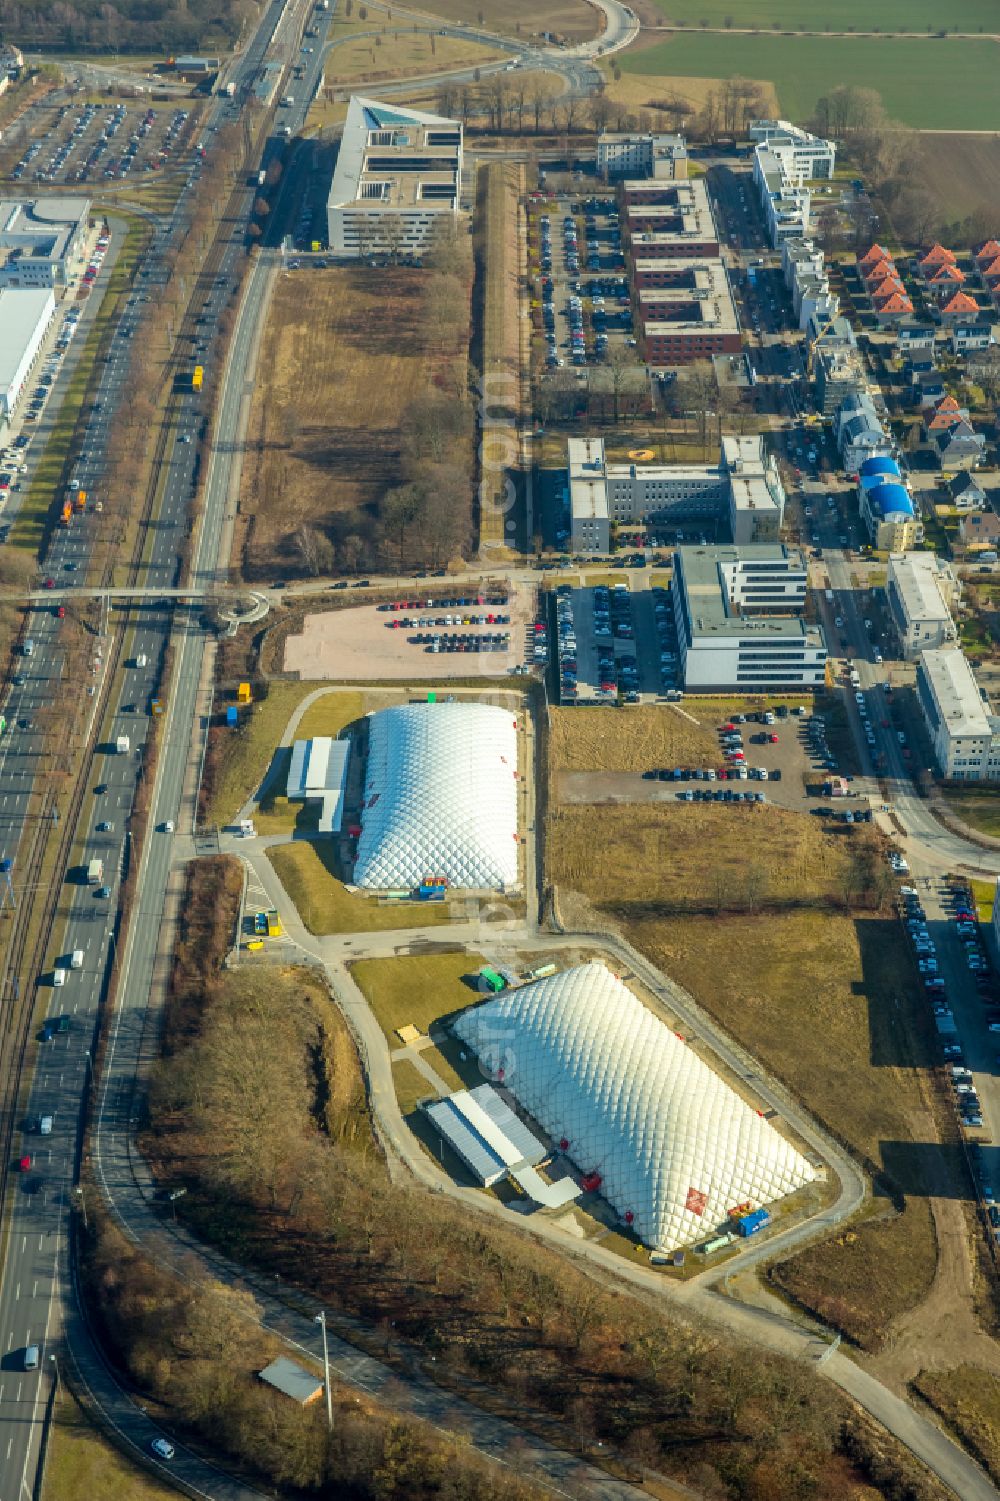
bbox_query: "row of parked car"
[902,883,992,1135]
[642,765,772,784]
[378,594,506,612]
[555,588,579,704]
[418,634,509,654]
[675,788,767,805]
[387,613,509,629]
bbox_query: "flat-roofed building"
[672,543,825,691]
[598,130,687,181]
[887,551,958,659]
[0,287,56,419]
[567,435,784,553]
[326,96,462,259]
[0,197,90,289]
[749,119,836,179]
[622,179,719,257]
[916,647,1000,780]
[286,735,351,833]
[637,260,741,366]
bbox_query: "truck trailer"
[87,857,104,885]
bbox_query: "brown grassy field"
[918,133,1000,224]
[325,30,501,85]
[405,0,599,43]
[43,1391,178,1501]
[548,703,719,772]
[237,262,472,581]
[548,801,883,913]
[600,63,778,119]
[912,1366,1000,1485]
[478,161,522,549]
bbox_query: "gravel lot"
[284,585,535,680]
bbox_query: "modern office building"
[567,435,785,553]
[326,96,462,259]
[622,179,719,257]
[635,259,741,366]
[0,287,56,419]
[0,197,90,289]
[886,551,958,659]
[672,543,826,691]
[749,119,836,179]
[598,130,687,181]
[916,647,1000,780]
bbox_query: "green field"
[651,0,999,33]
[621,33,1000,129]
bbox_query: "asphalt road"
[0,0,310,1490]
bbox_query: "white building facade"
[326,97,462,260]
[0,287,56,419]
[597,131,687,181]
[672,543,826,691]
[0,197,90,289]
[886,551,958,659]
[916,647,1000,780]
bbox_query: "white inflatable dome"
[454,962,817,1250]
[354,702,519,891]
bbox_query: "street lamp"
[314,1311,333,1433]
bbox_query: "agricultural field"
[235,261,473,582]
[649,0,999,32]
[918,133,1000,223]
[619,33,1000,129]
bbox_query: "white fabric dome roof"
[454,963,816,1250]
[354,702,519,891]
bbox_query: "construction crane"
[805,309,843,378]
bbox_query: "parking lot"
[4,98,198,187]
[283,584,535,680]
[552,583,683,705]
[529,193,636,381]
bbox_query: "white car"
[855,691,865,705]
[835,617,844,628]
[150,1438,175,1461]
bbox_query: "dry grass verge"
[911,1366,1000,1485]
[548,703,719,773]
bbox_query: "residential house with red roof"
[919,244,957,274]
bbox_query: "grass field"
[237,262,472,580]
[350,950,486,1042]
[43,1390,177,1501]
[392,1058,436,1113]
[325,30,500,84]
[601,64,778,119]
[548,704,719,773]
[548,802,879,914]
[267,841,461,934]
[203,682,310,826]
[620,33,1000,129]
[408,0,599,42]
[943,786,1000,840]
[648,0,999,31]
[628,907,939,1348]
[911,1367,1000,1484]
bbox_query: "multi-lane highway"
[0,0,321,1489]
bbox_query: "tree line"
[2,0,255,53]
[139,865,944,1501]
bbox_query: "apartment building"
[856,457,921,551]
[916,647,1000,780]
[748,119,836,179]
[887,551,958,659]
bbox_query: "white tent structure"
[453,963,817,1251]
[354,702,519,891]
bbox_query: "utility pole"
[315,1311,333,1432]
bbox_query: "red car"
[43,577,55,589]
[768,732,779,743]
[56,606,65,619]
[19,1154,31,1172]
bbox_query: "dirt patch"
[548,702,719,773]
[918,132,1000,225]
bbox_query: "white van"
[70,949,84,969]
[52,968,67,987]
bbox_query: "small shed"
[286,736,351,834]
[259,1357,323,1406]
